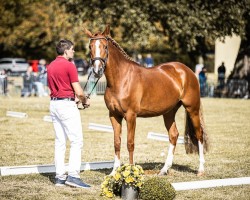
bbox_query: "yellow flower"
[103,180,109,185]
[123,170,131,177]
[103,187,109,193]
[132,165,139,171]
[125,176,134,183]
[133,170,139,176]
[136,182,143,187]
[101,164,145,198]
[114,172,121,181]
[106,191,113,198]
[137,165,144,173]
[126,165,132,171]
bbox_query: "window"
[0,61,12,64]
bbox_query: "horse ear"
[84,28,93,37]
[102,24,110,36]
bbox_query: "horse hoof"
[109,170,116,176]
[197,171,204,176]
[158,170,167,176]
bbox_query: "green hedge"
[140,177,176,200]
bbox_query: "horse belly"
[138,94,180,117]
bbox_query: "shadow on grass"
[40,162,196,184]
[138,162,197,174]
[40,168,114,184]
[40,173,56,184]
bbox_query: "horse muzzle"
[91,57,106,78]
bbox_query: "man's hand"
[72,82,90,110]
[82,96,90,109]
[77,95,90,110]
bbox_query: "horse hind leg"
[159,106,180,176]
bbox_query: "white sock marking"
[162,143,175,172]
[110,155,120,176]
[198,141,205,172]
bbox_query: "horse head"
[85,25,111,78]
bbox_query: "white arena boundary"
[1,162,249,190]
[0,161,114,176]
[147,132,184,144]
[43,115,52,122]
[6,111,28,118]
[172,177,250,191]
[88,123,113,132]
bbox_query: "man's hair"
[56,39,74,55]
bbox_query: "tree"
[0,0,249,66]
[61,0,249,67]
[0,0,83,60]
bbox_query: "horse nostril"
[99,68,104,75]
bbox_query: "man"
[47,39,91,188]
[144,53,154,68]
[199,67,207,97]
[217,62,226,89]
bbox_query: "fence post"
[0,74,8,95]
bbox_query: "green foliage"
[62,0,249,51]
[140,177,176,200]
[0,0,83,60]
[0,0,249,62]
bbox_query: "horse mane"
[106,36,135,62]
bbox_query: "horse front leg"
[109,112,123,175]
[125,112,137,164]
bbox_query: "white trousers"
[50,100,83,179]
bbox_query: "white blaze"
[94,40,101,73]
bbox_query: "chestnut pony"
[85,25,209,176]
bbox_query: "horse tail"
[184,103,209,154]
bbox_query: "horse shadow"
[136,162,197,174]
[40,162,197,184]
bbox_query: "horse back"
[139,61,198,94]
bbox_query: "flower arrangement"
[100,164,145,198]
[100,175,120,198]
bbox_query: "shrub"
[139,177,176,200]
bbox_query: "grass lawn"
[0,94,250,199]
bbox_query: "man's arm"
[72,82,90,107]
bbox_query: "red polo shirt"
[47,56,78,98]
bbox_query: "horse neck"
[105,42,134,88]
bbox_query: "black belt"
[51,97,75,101]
